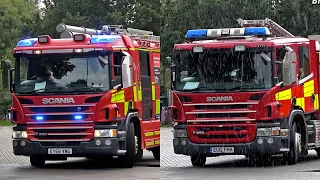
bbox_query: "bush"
[0,90,11,120]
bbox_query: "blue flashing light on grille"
[35,116,43,120]
[244,27,270,36]
[90,35,121,44]
[74,115,83,120]
[185,29,207,39]
[16,38,37,47]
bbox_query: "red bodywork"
[172,37,320,144]
[11,34,160,150]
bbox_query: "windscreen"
[14,53,111,94]
[174,48,273,92]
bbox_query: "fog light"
[181,139,187,145]
[20,141,26,146]
[105,139,111,145]
[267,137,273,144]
[258,138,263,144]
[173,139,179,145]
[13,141,18,147]
[95,140,101,146]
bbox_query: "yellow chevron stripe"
[154,140,160,145]
[152,85,155,100]
[144,132,154,137]
[154,131,160,136]
[138,85,142,101]
[275,89,292,101]
[111,90,125,103]
[156,99,160,114]
[133,86,137,102]
[145,141,155,147]
[315,94,319,110]
[296,97,305,111]
[304,80,314,97]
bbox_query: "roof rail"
[237,18,294,37]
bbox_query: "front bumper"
[13,138,125,157]
[173,136,288,156]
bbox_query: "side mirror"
[1,60,12,91]
[166,56,176,89]
[121,55,133,89]
[282,51,296,86]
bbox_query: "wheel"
[151,146,160,160]
[315,148,320,157]
[135,149,143,161]
[30,156,45,167]
[283,123,301,165]
[118,122,135,168]
[190,154,206,167]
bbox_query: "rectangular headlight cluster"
[94,129,117,138]
[257,127,280,136]
[12,131,28,139]
[173,129,188,138]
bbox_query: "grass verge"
[161,123,172,128]
[0,120,13,126]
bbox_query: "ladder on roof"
[236,18,294,37]
[56,24,160,42]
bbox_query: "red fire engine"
[1,24,160,168]
[167,18,320,166]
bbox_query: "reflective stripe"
[124,101,129,115]
[152,85,156,100]
[144,132,154,137]
[150,50,160,53]
[296,97,305,110]
[315,94,319,110]
[145,141,155,146]
[137,48,149,52]
[275,89,292,100]
[156,99,160,114]
[133,86,138,102]
[304,80,314,97]
[154,140,160,145]
[111,90,125,103]
[154,131,160,136]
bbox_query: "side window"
[113,52,123,85]
[276,48,285,83]
[298,46,310,79]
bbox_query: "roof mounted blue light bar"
[16,38,37,47]
[185,27,271,39]
[90,35,121,44]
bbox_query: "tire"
[30,156,45,167]
[283,123,300,165]
[118,122,135,168]
[151,146,160,160]
[190,154,206,167]
[135,149,143,161]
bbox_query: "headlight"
[257,128,272,136]
[12,131,28,139]
[173,129,187,138]
[94,129,117,137]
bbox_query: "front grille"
[195,104,248,110]
[24,104,95,142]
[187,122,256,144]
[29,106,90,113]
[196,113,247,118]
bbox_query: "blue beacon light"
[35,116,44,120]
[16,38,37,47]
[185,27,270,39]
[90,35,121,44]
[74,115,83,120]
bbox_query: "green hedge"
[0,90,11,120]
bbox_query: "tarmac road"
[0,127,159,180]
[160,127,320,180]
